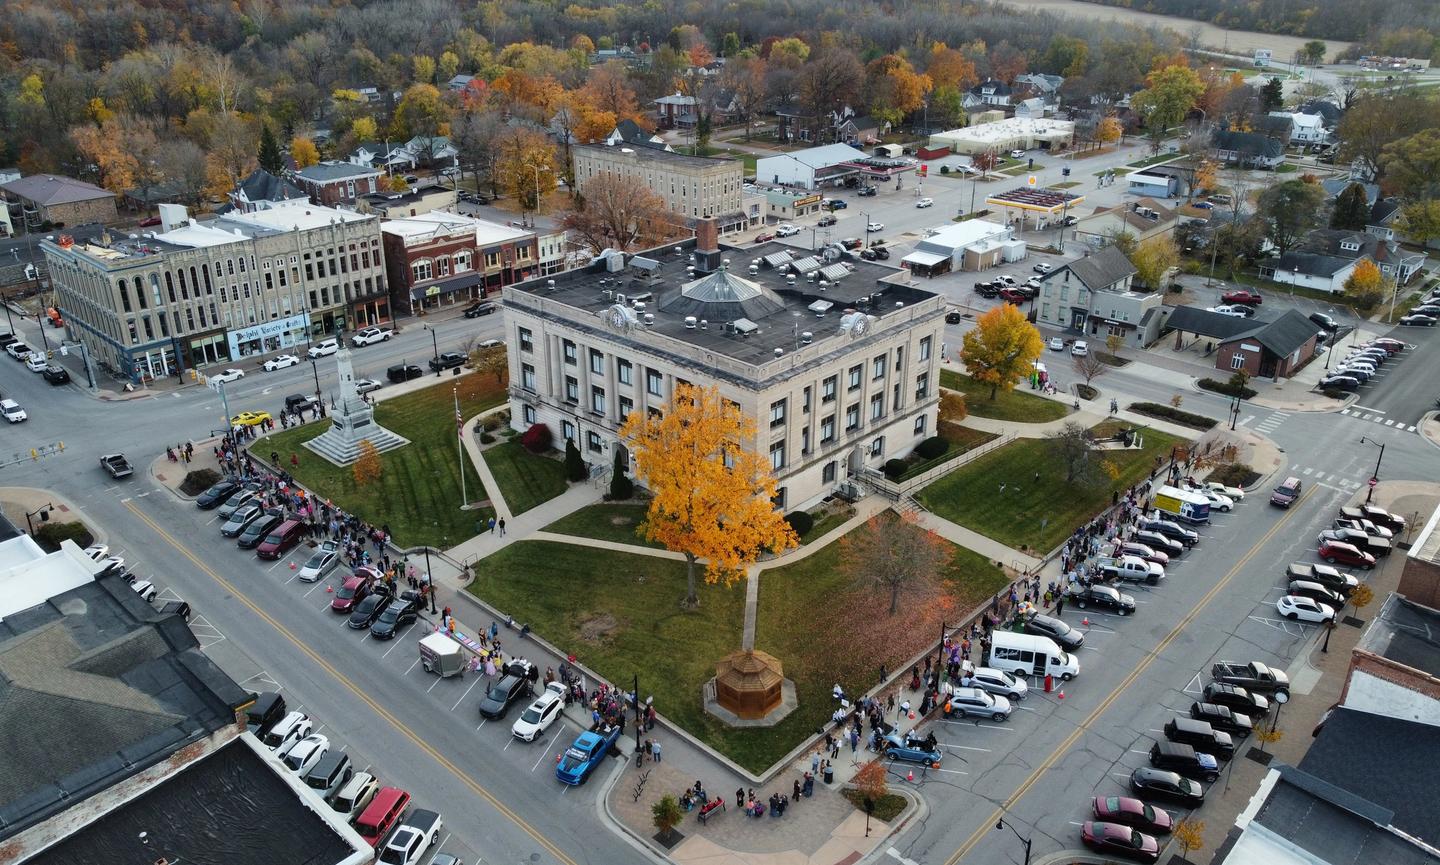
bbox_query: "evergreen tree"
[609,448,633,499]
[258,125,284,175]
[1259,77,1284,114]
[1330,182,1370,230]
[564,438,587,482]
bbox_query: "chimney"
[692,218,722,274]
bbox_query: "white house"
[1269,111,1327,145]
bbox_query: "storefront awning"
[411,272,484,301]
[902,251,949,268]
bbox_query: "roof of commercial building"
[1222,308,1322,357]
[1163,305,1259,340]
[1243,764,1440,865]
[0,567,250,840]
[507,236,938,370]
[757,144,870,171]
[24,737,359,865]
[575,142,737,169]
[986,187,1084,212]
[1356,594,1440,677]
[1299,708,1440,849]
[293,161,383,183]
[915,220,1012,253]
[933,117,1076,143]
[0,175,114,206]
[381,211,533,247]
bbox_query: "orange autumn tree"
[620,384,798,607]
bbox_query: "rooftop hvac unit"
[895,301,904,307]
[616,293,627,305]
[818,279,830,290]
[801,331,813,344]
[749,265,759,275]
[546,279,556,291]
[774,347,784,357]
[699,319,708,329]
[674,246,684,256]
[684,316,697,329]
[786,274,797,285]
[633,301,646,311]
[603,289,614,300]
[643,313,654,325]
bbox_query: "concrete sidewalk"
[958,402,1205,442]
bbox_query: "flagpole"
[455,387,466,507]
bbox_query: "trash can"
[823,766,834,784]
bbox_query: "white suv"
[351,326,393,346]
[0,399,26,423]
[307,339,340,358]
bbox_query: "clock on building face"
[851,316,868,337]
[610,307,627,328]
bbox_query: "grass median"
[917,421,1187,554]
[940,370,1069,423]
[542,502,664,548]
[254,373,506,547]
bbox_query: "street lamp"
[1359,436,1385,504]
[24,503,53,535]
[309,358,322,405]
[994,817,1033,865]
[424,323,440,376]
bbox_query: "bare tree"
[839,512,952,615]
[1072,352,1111,388]
[561,173,675,253]
[1047,421,1104,483]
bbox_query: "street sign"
[1369,478,1378,487]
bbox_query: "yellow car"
[231,411,272,427]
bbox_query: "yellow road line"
[125,500,579,865]
[943,487,1313,865]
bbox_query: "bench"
[697,798,725,824]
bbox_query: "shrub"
[883,458,908,480]
[1198,378,1258,399]
[609,450,633,500]
[1075,384,1098,401]
[915,435,949,460]
[520,423,553,454]
[33,520,93,553]
[784,510,815,536]
[1210,462,1258,488]
[479,431,496,444]
[180,468,222,496]
[1128,402,1218,430]
[482,416,502,431]
[939,164,951,174]
[564,438,587,482]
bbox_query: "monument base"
[702,677,798,728]
[304,425,410,466]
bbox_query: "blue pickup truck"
[555,727,621,785]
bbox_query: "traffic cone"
[326,586,333,593]
[1082,617,1090,626]
[909,710,915,720]
[906,770,914,782]
[290,562,297,570]
[1057,690,1065,700]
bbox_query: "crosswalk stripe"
[1385,419,1395,426]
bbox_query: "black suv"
[1201,683,1269,718]
[1023,614,1085,650]
[196,480,240,510]
[477,660,535,719]
[43,365,70,384]
[1164,716,1235,760]
[429,352,467,372]
[347,593,391,629]
[387,364,424,383]
[369,593,422,639]
[237,510,284,549]
[1149,741,1219,783]
[1139,517,1199,547]
[464,301,499,318]
[1190,701,1253,737]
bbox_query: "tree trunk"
[990,382,999,400]
[683,553,699,607]
[889,579,900,615]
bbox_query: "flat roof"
[1356,594,1440,678]
[24,737,362,865]
[1248,767,1438,865]
[381,211,532,247]
[506,238,939,372]
[0,536,102,621]
[932,117,1075,143]
[985,188,1085,212]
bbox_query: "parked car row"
[246,693,448,862]
[1318,336,1408,393]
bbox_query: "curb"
[856,787,928,865]
[597,756,672,865]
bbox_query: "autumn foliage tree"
[352,440,383,486]
[290,136,320,169]
[851,760,889,804]
[961,303,1044,400]
[863,55,931,129]
[562,174,674,253]
[1342,259,1388,311]
[1129,235,1180,291]
[839,511,952,615]
[620,384,798,607]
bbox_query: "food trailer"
[419,631,465,678]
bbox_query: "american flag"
[455,390,464,439]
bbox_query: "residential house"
[1368,198,1402,241]
[1260,248,1364,293]
[1211,130,1285,169]
[1,174,118,229]
[1215,308,1319,379]
[226,169,308,214]
[405,135,458,168]
[970,79,1013,107]
[654,92,699,129]
[1072,198,1178,249]
[291,162,384,206]
[1270,111,1327,144]
[1035,245,1163,347]
[446,74,476,91]
[604,119,670,150]
[1299,99,1344,128]
[832,111,887,146]
[1271,228,1426,287]
[349,141,415,172]
[1015,74,1065,100]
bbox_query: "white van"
[988,631,1080,680]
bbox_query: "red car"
[1081,821,1161,863]
[1318,540,1375,570]
[1221,290,1262,306]
[1120,542,1169,566]
[998,287,1027,304]
[754,232,775,243]
[138,215,162,228]
[330,576,372,613]
[1092,796,1174,835]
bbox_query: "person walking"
[1054,594,1066,617]
[652,740,662,762]
[487,516,496,534]
[498,517,506,536]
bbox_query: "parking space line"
[384,624,417,658]
[452,676,482,711]
[405,658,421,675]
[939,719,1013,731]
[303,580,329,598]
[942,744,991,752]
[533,722,565,770]
[426,673,445,694]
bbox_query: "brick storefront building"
[381,212,537,317]
[291,163,383,206]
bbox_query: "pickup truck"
[556,726,621,785]
[99,453,134,479]
[1285,562,1359,595]
[1097,555,1165,585]
[1211,661,1290,699]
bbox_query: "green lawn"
[1127,152,1180,169]
[918,422,1187,554]
[798,505,855,545]
[466,520,1010,772]
[941,370,1069,423]
[542,503,663,548]
[254,373,507,548]
[753,516,1010,766]
[481,441,568,515]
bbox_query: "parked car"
[753,232,775,243]
[1317,540,1375,570]
[263,711,312,755]
[1276,594,1337,623]
[1139,517,1198,547]
[957,665,1028,701]
[1287,579,1346,608]
[5,342,32,359]
[1129,767,1204,808]
[1318,374,1360,392]
[1048,337,1065,351]
[195,480,240,509]
[464,301,499,318]
[429,352,466,371]
[236,510,284,549]
[369,593,421,639]
[1221,290,1263,306]
[281,734,330,775]
[352,326,393,346]
[775,223,800,236]
[330,575,372,613]
[0,399,27,423]
[817,214,837,227]
[1309,312,1339,332]
[1070,584,1136,615]
[998,287,1028,304]
[1071,340,1090,356]
[209,368,246,384]
[1149,740,1219,783]
[1285,562,1359,595]
[347,593,391,629]
[556,727,622,784]
[307,339,340,358]
[880,732,942,765]
[1034,263,1053,274]
[331,772,380,820]
[866,222,884,232]
[944,686,1012,721]
[1201,682,1270,718]
[1399,313,1436,326]
[378,809,443,865]
[945,310,963,324]
[974,283,1000,298]
[1197,489,1234,511]
[1164,716,1235,760]
[1023,613,1084,650]
[387,364,424,383]
[220,503,264,538]
[43,365,70,384]
[1343,504,1405,534]
[1190,702,1253,737]
[355,378,383,395]
[1211,661,1290,698]
[1080,822,1161,863]
[477,660,535,719]
[216,488,259,519]
[297,541,342,582]
[1319,527,1391,557]
[1091,796,1174,835]
[512,682,568,741]
[1134,530,1184,557]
